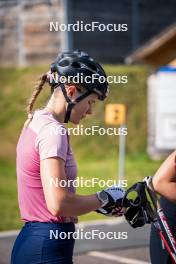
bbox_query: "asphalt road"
[75,247,150,264]
[0,219,151,264]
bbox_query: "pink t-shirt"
[16,109,78,223]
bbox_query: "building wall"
[147,68,176,159]
[0,3,19,66]
[0,0,176,66]
[72,0,176,63]
[0,0,64,66]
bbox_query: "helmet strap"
[58,83,92,123]
[64,101,76,123]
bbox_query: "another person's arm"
[152,150,176,203]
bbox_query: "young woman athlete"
[149,151,176,264]
[11,50,126,264]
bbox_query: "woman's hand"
[95,186,126,217]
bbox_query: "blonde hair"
[23,74,86,128]
[23,73,47,128]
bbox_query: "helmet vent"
[71,61,81,68]
[59,59,70,67]
[86,61,97,72]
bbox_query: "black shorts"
[150,197,176,264]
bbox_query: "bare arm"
[152,150,176,203]
[40,157,101,217]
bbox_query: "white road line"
[0,230,20,238]
[77,218,124,228]
[88,251,150,264]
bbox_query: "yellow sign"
[105,104,126,125]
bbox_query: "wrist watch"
[96,190,109,207]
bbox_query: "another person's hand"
[95,185,126,217]
[142,176,153,188]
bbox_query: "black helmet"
[49,50,109,123]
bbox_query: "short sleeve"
[35,123,68,161]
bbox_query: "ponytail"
[24,73,47,128]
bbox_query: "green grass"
[0,64,163,231]
[0,64,149,160]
